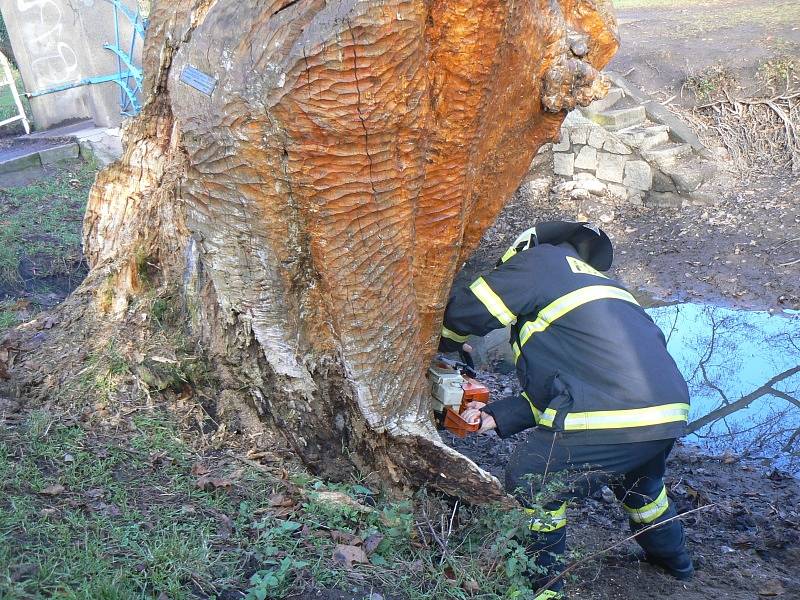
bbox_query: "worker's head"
[498,221,613,271]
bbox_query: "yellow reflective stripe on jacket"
[521,391,542,423]
[526,501,567,532]
[534,591,563,600]
[566,256,608,279]
[441,326,469,343]
[469,277,516,326]
[519,285,639,347]
[539,403,689,431]
[623,485,670,524]
[512,342,521,363]
[500,246,518,264]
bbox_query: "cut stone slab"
[606,183,629,200]
[596,152,627,183]
[587,127,608,149]
[589,106,646,131]
[646,191,684,209]
[661,160,718,193]
[622,160,653,191]
[616,124,668,148]
[554,152,575,176]
[574,146,598,170]
[652,170,677,193]
[602,136,632,155]
[0,151,41,174]
[584,87,625,114]
[570,125,592,145]
[642,142,693,166]
[553,135,570,152]
[39,142,80,165]
[639,130,670,151]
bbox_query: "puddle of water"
[646,303,800,472]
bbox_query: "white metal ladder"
[0,51,31,135]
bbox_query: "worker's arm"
[439,253,538,352]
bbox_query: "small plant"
[684,64,737,102]
[757,55,799,92]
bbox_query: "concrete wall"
[0,0,143,129]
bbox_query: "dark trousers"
[505,430,689,592]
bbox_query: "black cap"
[499,221,614,271]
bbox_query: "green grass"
[0,161,97,287]
[0,408,549,599]
[0,67,32,127]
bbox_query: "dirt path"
[609,0,800,102]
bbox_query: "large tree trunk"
[1,0,617,501]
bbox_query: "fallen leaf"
[195,476,233,491]
[269,493,294,508]
[191,462,210,476]
[332,544,368,569]
[40,484,65,496]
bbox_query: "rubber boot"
[634,508,694,581]
[527,528,566,597]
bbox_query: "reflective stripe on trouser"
[526,501,566,533]
[623,485,670,524]
[613,477,688,564]
[526,501,567,594]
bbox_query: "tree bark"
[0,0,618,501]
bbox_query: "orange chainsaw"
[427,356,490,437]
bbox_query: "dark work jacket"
[439,244,690,445]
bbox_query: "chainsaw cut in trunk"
[0,0,618,502]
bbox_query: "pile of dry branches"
[697,89,800,172]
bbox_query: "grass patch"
[0,67,32,128]
[0,160,96,288]
[0,308,19,333]
[0,409,553,599]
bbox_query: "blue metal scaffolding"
[26,0,148,117]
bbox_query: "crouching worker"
[439,222,694,599]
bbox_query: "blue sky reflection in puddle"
[646,303,800,471]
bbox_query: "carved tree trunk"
[1,0,617,501]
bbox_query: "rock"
[601,486,615,503]
[574,177,606,195]
[574,146,598,170]
[587,126,607,149]
[602,136,632,155]
[646,191,684,209]
[596,152,627,183]
[570,125,592,145]
[554,152,576,177]
[570,188,591,201]
[554,180,577,193]
[606,183,629,200]
[652,170,677,192]
[622,160,653,191]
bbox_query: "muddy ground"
[444,367,800,600]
